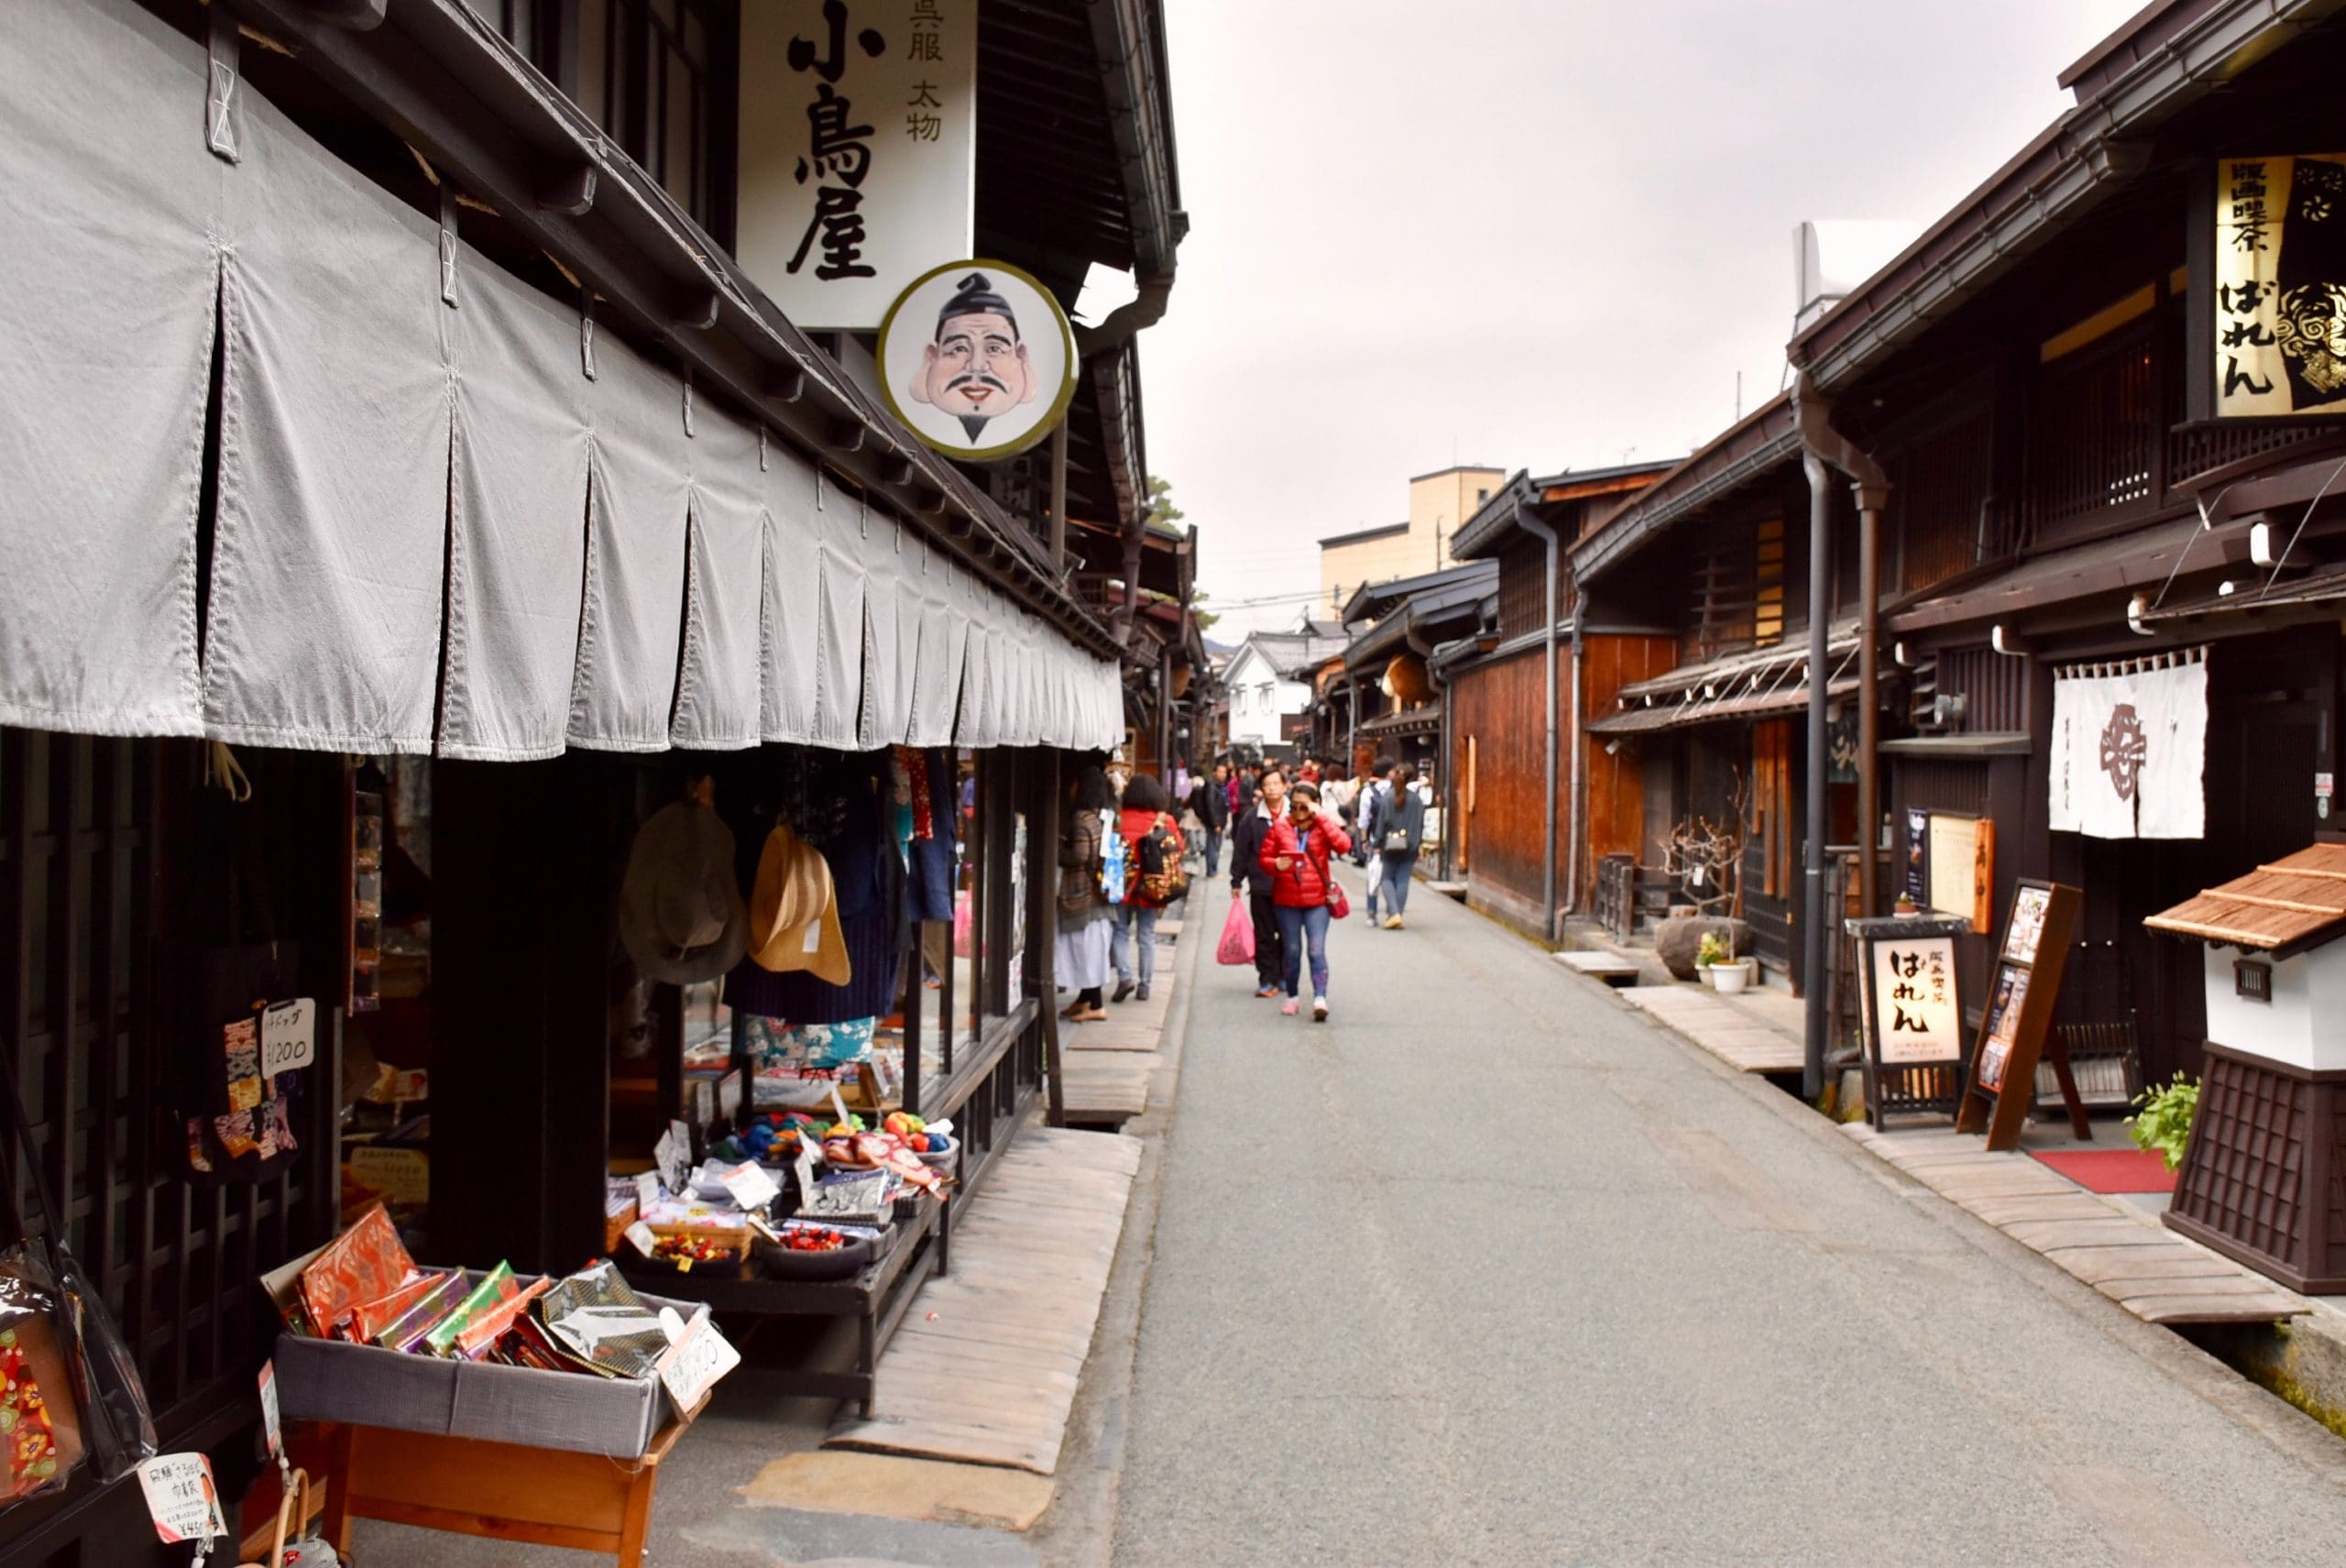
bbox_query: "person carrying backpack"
[1110,773,1186,1002]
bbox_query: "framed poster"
[1904,806,1929,906]
[1925,814,1994,933]
[2003,884,2052,965]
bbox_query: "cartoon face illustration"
[910,273,1039,440]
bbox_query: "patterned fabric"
[747,1014,876,1072]
[0,1328,61,1497]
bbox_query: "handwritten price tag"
[137,1453,225,1544]
[720,1161,780,1212]
[258,1362,281,1459]
[260,998,317,1075]
[655,1310,740,1414]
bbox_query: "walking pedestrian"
[1229,765,1289,998]
[1055,764,1116,1023]
[1261,779,1351,1020]
[1189,762,1231,878]
[1375,761,1428,929]
[1230,762,1256,820]
[1111,773,1184,1003]
[1358,767,1393,919]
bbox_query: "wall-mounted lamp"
[2251,519,2277,568]
[2125,593,2153,637]
[1990,623,2033,656]
[1892,640,1915,668]
[1603,739,1622,757]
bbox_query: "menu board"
[1958,880,2081,1150]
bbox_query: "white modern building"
[1223,621,1348,758]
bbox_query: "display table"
[624,1190,947,1416]
[311,1392,706,1568]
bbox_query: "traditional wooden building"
[1780,0,2346,1090]
[0,0,1182,1560]
[1337,562,1497,788]
[1439,465,1673,937]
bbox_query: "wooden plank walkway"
[1617,984,1804,1073]
[1841,1124,2309,1325]
[826,1127,1144,1475]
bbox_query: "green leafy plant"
[1697,932,1729,969]
[2125,1073,2199,1171]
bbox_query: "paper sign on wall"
[137,1453,226,1544]
[260,998,316,1076]
[347,1144,429,1207]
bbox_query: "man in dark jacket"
[1189,762,1233,876]
[1227,765,1288,996]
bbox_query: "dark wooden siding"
[1936,645,2030,733]
[1450,647,1553,933]
[1496,540,1548,643]
[1891,406,1996,594]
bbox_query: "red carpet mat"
[2027,1147,2176,1194]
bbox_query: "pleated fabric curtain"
[671,406,766,751]
[855,514,918,749]
[810,482,868,749]
[761,443,825,745]
[905,544,970,748]
[0,0,1120,762]
[0,0,217,738]
[442,247,591,761]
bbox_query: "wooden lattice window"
[2026,323,2162,538]
[1892,408,1997,591]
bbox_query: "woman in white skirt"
[1056,763,1117,1022]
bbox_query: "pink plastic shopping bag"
[1216,895,1255,966]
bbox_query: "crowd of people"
[1055,753,1432,1027]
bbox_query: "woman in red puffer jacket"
[1257,780,1351,1021]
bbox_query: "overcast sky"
[1146,0,2149,639]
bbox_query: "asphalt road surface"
[1112,871,2346,1567]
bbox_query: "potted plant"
[1696,930,1728,989]
[2125,1073,2198,1170]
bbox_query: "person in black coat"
[1189,762,1232,876]
[1227,765,1288,996]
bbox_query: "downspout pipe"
[1566,596,1588,918]
[1793,371,1889,1102]
[1516,502,1563,945]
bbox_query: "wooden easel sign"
[1957,880,2082,1150]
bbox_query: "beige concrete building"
[1319,466,1507,619]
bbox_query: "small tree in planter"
[1660,770,1749,961]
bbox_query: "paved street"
[1113,872,2346,1567]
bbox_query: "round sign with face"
[876,259,1079,461]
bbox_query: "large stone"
[1654,916,1752,981]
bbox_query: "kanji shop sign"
[1869,936,1959,1065]
[740,0,977,331]
[877,259,1078,460]
[2214,156,2346,418]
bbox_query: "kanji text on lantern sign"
[1883,946,1949,1035]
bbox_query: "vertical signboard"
[2214,155,2346,419]
[740,0,978,330]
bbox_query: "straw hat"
[618,802,746,985]
[748,824,851,984]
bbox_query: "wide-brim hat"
[749,826,835,962]
[619,801,747,986]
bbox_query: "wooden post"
[1036,753,1067,1128]
[1048,422,1069,569]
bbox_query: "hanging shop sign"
[876,260,1079,460]
[2214,156,2346,418]
[739,0,978,330]
[1958,880,2086,1151]
[2046,650,2207,840]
